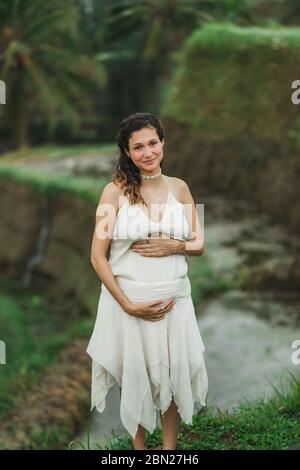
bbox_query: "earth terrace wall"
[161,23,300,235]
[0,169,101,314]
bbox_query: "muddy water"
[74,195,300,448]
[201,196,299,411]
[199,289,299,412]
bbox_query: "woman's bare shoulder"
[111,180,129,194]
[166,176,189,203]
[100,181,121,197]
[98,181,125,212]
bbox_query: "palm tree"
[101,0,272,67]
[102,0,207,64]
[0,0,106,149]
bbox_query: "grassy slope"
[0,276,93,419]
[0,143,116,161]
[73,376,300,450]
[0,143,116,203]
[162,22,300,142]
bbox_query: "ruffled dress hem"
[89,358,208,439]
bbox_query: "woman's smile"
[144,158,156,165]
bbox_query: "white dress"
[86,183,208,439]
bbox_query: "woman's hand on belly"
[130,234,182,257]
[125,297,176,321]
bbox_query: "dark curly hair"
[112,112,165,207]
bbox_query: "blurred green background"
[0,0,299,451]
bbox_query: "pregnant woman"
[87,112,208,451]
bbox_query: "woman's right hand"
[125,297,176,322]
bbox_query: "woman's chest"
[112,201,190,241]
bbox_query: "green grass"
[0,276,93,418]
[0,141,117,204]
[188,253,231,305]
[0,143,117,204]
[0,164,107,204]
[70,373,300,450]
[20,423,74,451]
[186,22,300,53]
[0,143,117,162]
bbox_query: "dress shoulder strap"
[116,189,129,214]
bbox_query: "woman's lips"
[144,158,156,164]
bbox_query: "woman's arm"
[174,239,205,256]
[173,179,205,256]
[90,182,131,312]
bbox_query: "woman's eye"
[134,142,157,150]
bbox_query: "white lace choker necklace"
[141,168,162,180]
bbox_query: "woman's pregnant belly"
[108,240,188,283]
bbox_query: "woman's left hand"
[130,235,181,257]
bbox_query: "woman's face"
[125,126,164,175]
